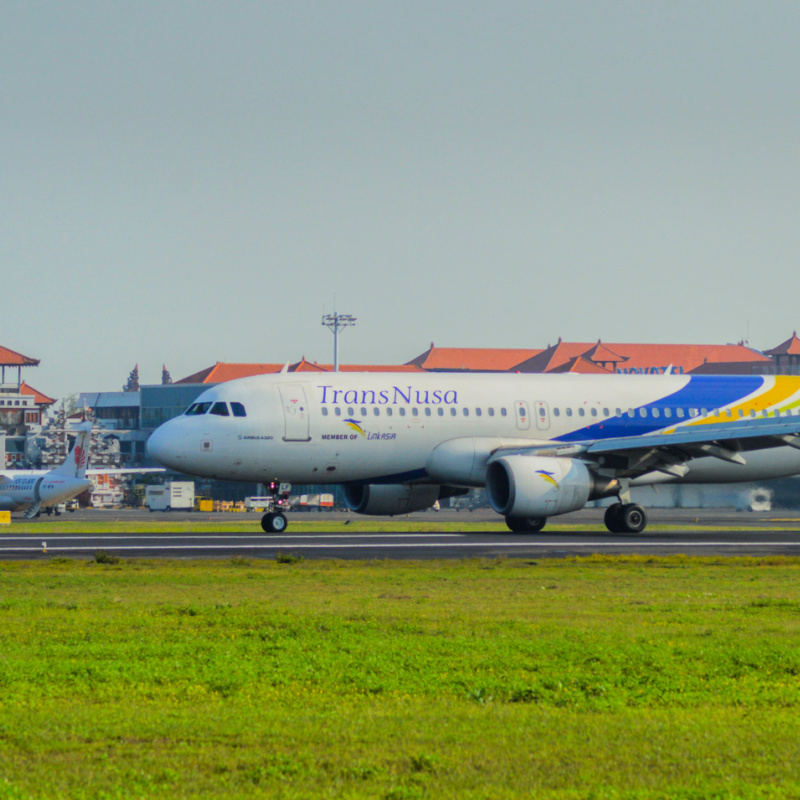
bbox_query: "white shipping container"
[146,482,195,512]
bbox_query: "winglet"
[280,363,289,374]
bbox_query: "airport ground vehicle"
[145,481,195,512]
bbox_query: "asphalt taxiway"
[3,508,800,559]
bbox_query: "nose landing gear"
[260,480,291,533]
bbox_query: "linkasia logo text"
[317,386,459,406]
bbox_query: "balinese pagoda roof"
[0,345,39,367]
[765,332,800,357]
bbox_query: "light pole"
[321,313,357,372]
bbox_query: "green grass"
[2,556,800,798]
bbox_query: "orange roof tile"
[20,381,55,405]
[765,332,800,357]
[515,341,769,374]
[0,345,39,367]
[548,357,614,375]
[407,346,542,371]
[176,363,284,384]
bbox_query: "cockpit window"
[231,402,247,417]
[210,402,230,416]
[185,402,212,415]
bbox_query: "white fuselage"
[146,372,800,488]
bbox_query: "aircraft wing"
[490,417,800,479]
[86,468,166,476]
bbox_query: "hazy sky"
[3,1,800,398]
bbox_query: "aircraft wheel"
[604,503,623,533]
[505,516,547,533]
[261,512,289,534]
[619,504,647,533]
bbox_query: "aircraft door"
[534,401,551,431]
[278,384,311,442]
[515,401,531,431]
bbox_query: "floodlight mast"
[321,313,357,372]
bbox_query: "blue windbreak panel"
[557,375,765,442]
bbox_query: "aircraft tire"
[604,503,623,533]
[619,504,647,533]
[505,516,547,533]
[261,512,289,534]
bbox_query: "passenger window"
[578,408,585,417]
[615,408,622,417]
[750,409,756,418]
[361,408,367,416]
[387,408,393,416]
[652,408,659,418]
[566,408,573,417]
[425,408,431,416]
[399,408,406,417]
[476,408,482,417]
[335,407,342,417]
[348,407,355,416]
[231,402,247,417]
[627,409,635,418]
[677,408,684,418]
[450,408,457,416]
[412,408,419,416]
[639,408,647,418]
[210,402,229,416]
[373,408,380,416]
[488,408,495,416]
[664,408,672,418]
[701,408,708,416]
[500,408,507,417]
[554,408,560,417]
[438,408,444,416]
[590,408,597,417]
[603,408,609,417]
[738,409,744,418]
[689,409,698,418]
[463,408,469,416]
[322,407,329,417]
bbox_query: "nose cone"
[147,422,185,470]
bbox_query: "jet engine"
[344,483,462,516]
[486,456,597,518]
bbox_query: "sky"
[3,1,800,399]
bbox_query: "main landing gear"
[505,516,547,533]
[604,502,647,534]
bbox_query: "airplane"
[0,422,95,517]
[146,371,800,534]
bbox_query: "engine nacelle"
[343,483,444,516]
[486,456,593,518]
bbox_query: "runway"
[4,513,800,560]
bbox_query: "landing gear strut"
[604,502,647,534]
[505,516,547,533]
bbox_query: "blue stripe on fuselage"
[557,375,766,442]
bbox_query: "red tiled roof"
[0,345,39,367]
[515,341,770,374]
[582,340,628,364]
[176,363,284,384]
[548,356,614,375]
[20,381,55,405]
[177,360,425,383]
[765,332,800,357]
[407,345,542,371]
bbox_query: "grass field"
[2,555,800,798]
